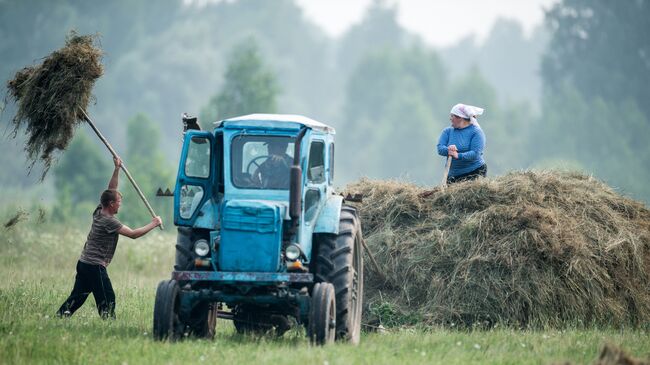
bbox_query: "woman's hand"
[113,156,123,169]
[448,145,458,159]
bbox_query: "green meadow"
[1,225,648,365]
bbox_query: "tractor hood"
[219,199,287,272]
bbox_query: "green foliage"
[336,1,406,76]
[338,46,446,183]
[52,134,111,222]
[339,48,533,184]
[49,114,174,227]
[2,0,649,205]
[0,131,41,186]
[533,84,650,201]
[441,18,548,107]
[119,113,174,228]
[534,0,650,203]
[542,0,650,115]
[367,301,421,328]
[200,40,279,122]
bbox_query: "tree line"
[1,0,648,225]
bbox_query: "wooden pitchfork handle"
[441,155,452,188]
[80,109,164,230]
[361,238,387,282]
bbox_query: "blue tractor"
[153,114,364,345]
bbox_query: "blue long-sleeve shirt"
[437,124,486,177]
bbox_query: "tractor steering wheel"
[246,155,272,187]
[246,155,271,177]
[246,155,290,188]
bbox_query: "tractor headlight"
[193,239,210,257]
[285,244,301,261]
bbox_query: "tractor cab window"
[231,135,294,190]
[185,136,211,178]
[179,185,204,219]
[308,141,325,184]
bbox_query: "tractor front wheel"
[308,282,336,345]
[153,280,183,341]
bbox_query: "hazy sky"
[295,0,559,47]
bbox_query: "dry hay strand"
[347,170,650,328]
[5,31,103,179]
[4,210,29,229]
[37,207,47,224]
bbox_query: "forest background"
[1,0,648,228]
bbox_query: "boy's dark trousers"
[57,260,116,319]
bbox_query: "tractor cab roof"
[216,114,335,134]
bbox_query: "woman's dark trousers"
[447,164,487,184]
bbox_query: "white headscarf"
[450,103,484,126]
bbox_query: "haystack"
[5,32,103,178]
[348,170,650,328]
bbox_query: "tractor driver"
[253,139,293,189]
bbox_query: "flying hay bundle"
[5,32,103,178]
[349,170,650,328]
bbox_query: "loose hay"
[348,170,650,328]
[4,210,29,229]
[5,31,103,179]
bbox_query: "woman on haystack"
[437,103,487,184]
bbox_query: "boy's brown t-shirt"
[79,205,123,267]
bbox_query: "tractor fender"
[313,194,343,234]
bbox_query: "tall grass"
[1,222,649,364]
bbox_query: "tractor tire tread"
[312,205,363,344]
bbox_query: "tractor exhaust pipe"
[289,127,308,231]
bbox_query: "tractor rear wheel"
[189,302,218,339]
[308,282,336,345]
[153,280,183,341]
[313,205,364,344]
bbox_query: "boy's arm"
[108,157,122,189]
[118,216,163,239]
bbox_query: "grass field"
[1,223,649,365]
